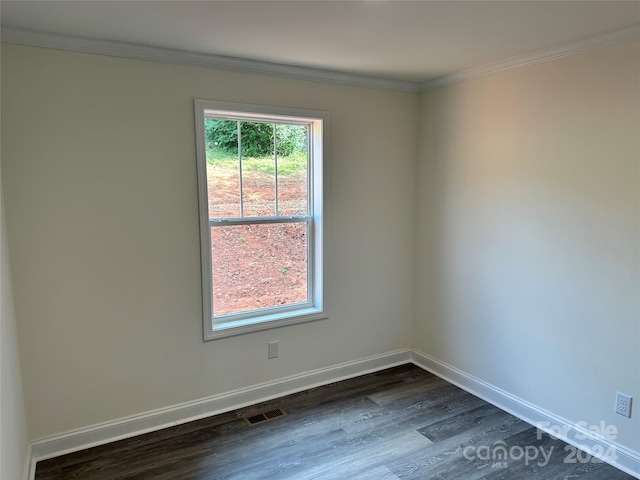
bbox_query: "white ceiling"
[1,1,639,84]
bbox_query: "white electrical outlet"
[268,341,279,359]
[615,392,632,418]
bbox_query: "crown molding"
[0,27,419,93]
[2,24,638,95]
[419,25,640,92]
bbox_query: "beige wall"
[1,44,417,439]
[1,193,29,477]
[414,40,640,450]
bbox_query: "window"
[195,100,327,340]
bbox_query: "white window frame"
[194,99,328,340]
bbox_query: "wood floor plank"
[478,428,625,480]
[35,365,635,480]
[280,427,434,479]
[349,465,401,480]
[345,387,488,438]
[385,409,530,479]
[417,403,514,443]
[367,374,446,406]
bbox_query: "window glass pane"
[240,121,276,217]
[205,119,241,218]
[276,124,308,215]
[211,222,308,317]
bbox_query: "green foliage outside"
[205,119,307,158]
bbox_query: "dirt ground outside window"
[208,166,309,316]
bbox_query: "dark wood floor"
[36,364,634,480]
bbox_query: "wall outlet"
[615,392,632,418]
[268,341,279,359]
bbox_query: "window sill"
[205,308,328,340]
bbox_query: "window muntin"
[195,100,326,340]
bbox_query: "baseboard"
[29,348,412,466]
[410,349,640,479]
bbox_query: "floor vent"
[243,407,287,426]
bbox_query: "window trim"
[194,99,328,340]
